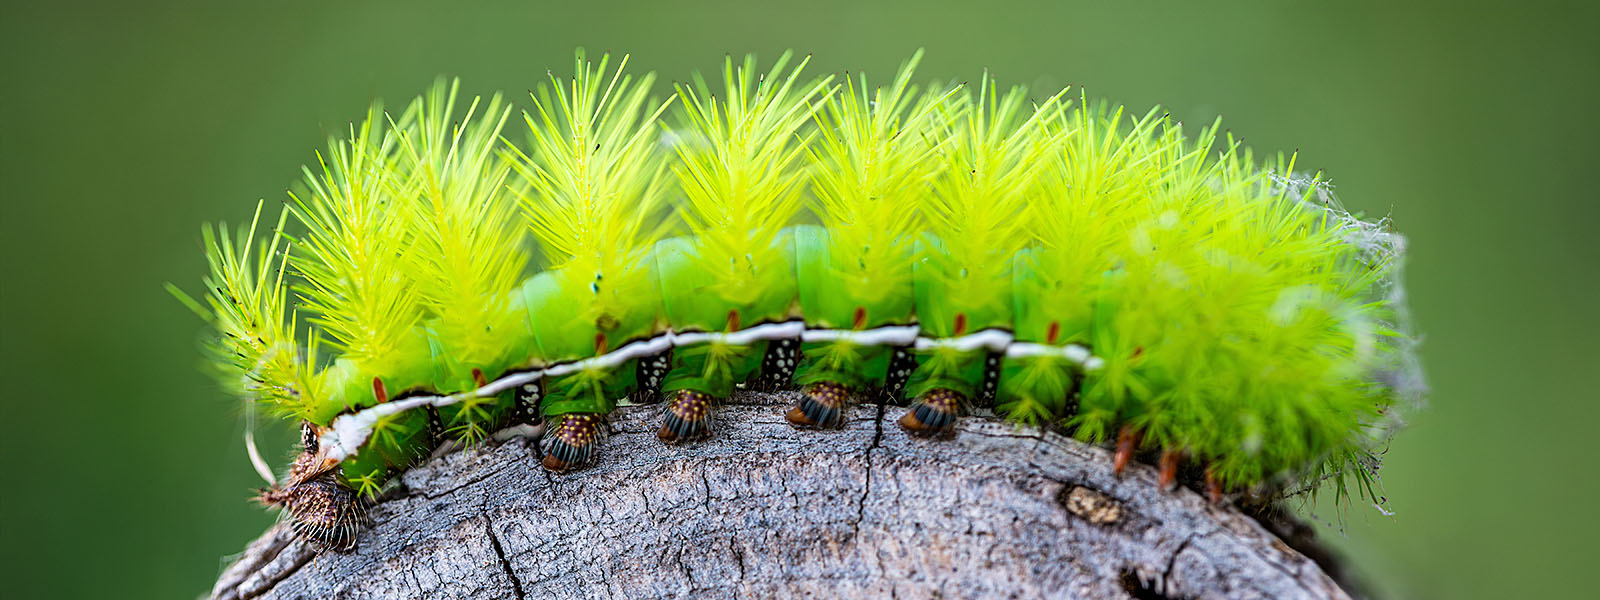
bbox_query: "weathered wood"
[210,391,1352,600]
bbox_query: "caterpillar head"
[281,421,342,484]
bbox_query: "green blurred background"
[2,1,1595,597]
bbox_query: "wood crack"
[484,515,527,600]
[852,397,886,540]
[1164,533,1196,596]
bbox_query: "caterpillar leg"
[511,377,545,427]
[976,351,1002,408]
[542,413,605,472]
[423,405,448,447]
[898,387,964,437]
[785,381,852,428]
[1113,429,1211,500]
[657,389,717,444]
[423,404,462,460]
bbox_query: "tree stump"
[210,391,1353,599]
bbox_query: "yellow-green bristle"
[672,52,835,305]
[288,105,423,378]
[169,202,314,418]
[810,50,959,307]
[388,79,527,377]
[506,50,676,331]
[920,73,1068,307]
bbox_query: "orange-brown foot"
[658,390,716,444]
[1113,426,1142,477]
[1204,466,1225,505]
[542,413,604,472]
[1158,448,1183,490]
[898,388,963,437]
[785,381,851,428]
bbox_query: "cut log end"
[211,390,1355,600]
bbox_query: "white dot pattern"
[629,350,673,404]
[978,352,1002,406]
[514,377,543,425]
[753,338,801,391]
[882,346,917,402]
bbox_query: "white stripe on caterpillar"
[913,328,1015,353]
[801,324,920,346]
[1005,342,1105,371]
[320,322,1103,461]
[667,321,806,348]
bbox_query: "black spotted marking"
[751,336,801,391]
[300,420,319,453]
[659,389,716,443]
[512,376,544,426]
[881,346,917,403]
[1061,376,1081,421]
[423,405,446,446]
[976,351,1002,408]
[630,349,673,404]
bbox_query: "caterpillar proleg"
[171,50,1420,551]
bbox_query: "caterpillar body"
[171,51,1419,552]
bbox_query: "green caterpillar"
[170,50,1420,552]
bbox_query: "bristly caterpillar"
[169,50,1422,551]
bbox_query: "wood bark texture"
[210,390,1353,600]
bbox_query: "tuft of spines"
[808,50,959,309]
[167,203,314,418]
[1059,122,1396,491]
[917,73,1067,335]
[672,52,836,306]
[389,79,526,385]
[999,101,1189,424]
[287,104,421,380]
[1025,100,1188,340]
[507,51,676,336]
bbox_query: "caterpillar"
[170,50,1420,552]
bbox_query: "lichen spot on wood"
[1062,485,1123,525]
